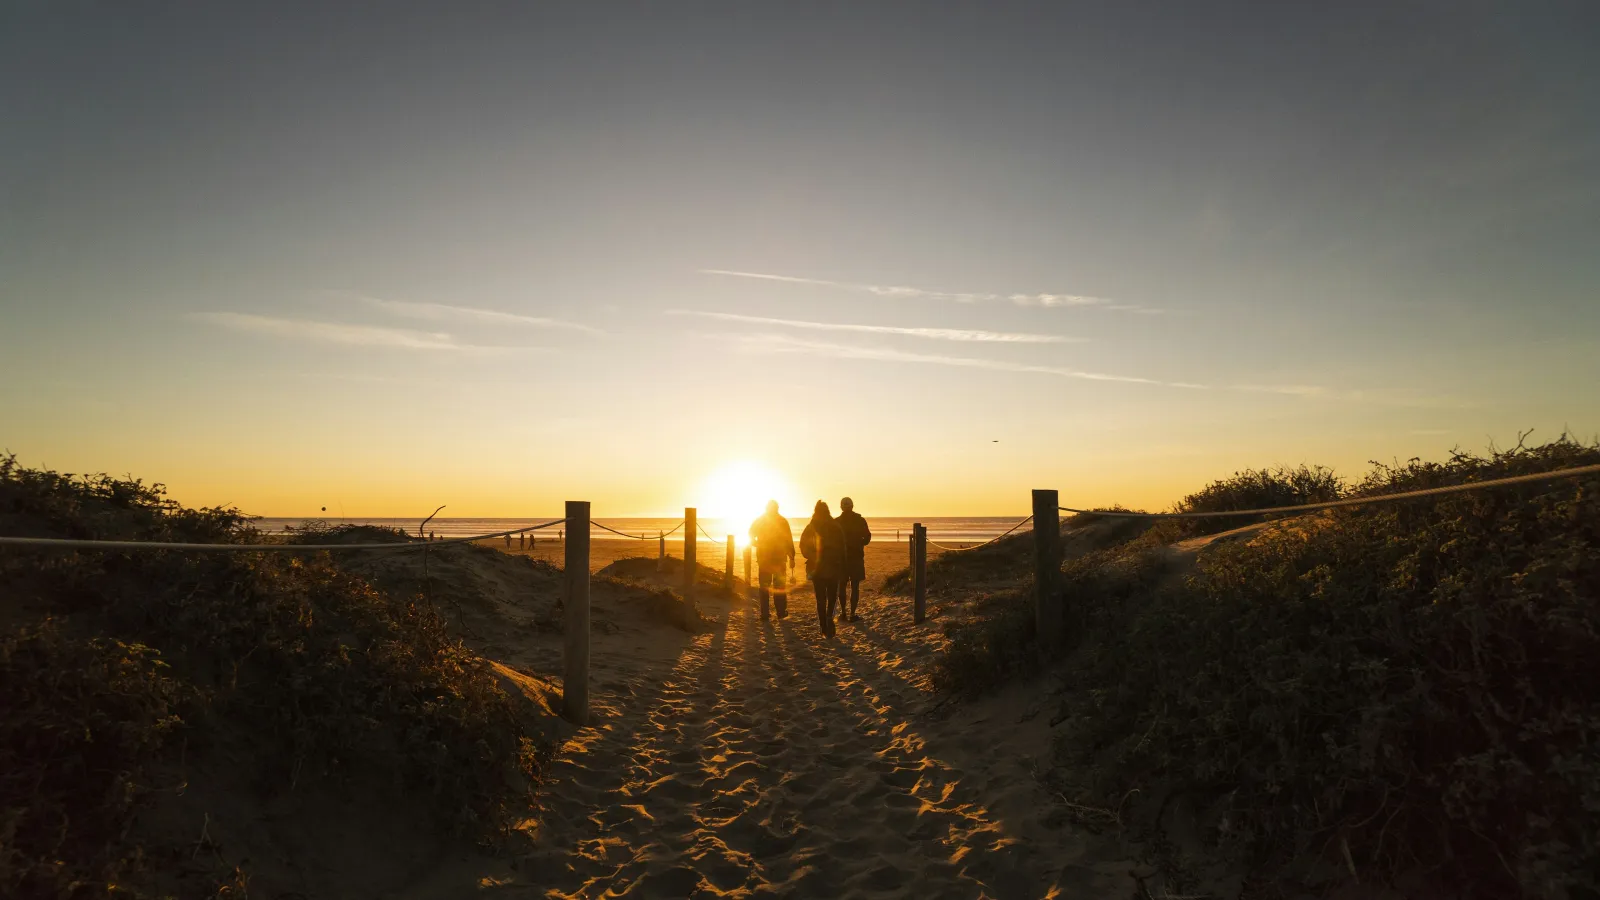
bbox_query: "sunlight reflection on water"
[249,516,1027,543]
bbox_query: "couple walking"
[748,498,872,637]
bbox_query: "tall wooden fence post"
[912,522,927,625]
[743,545,753,600]
[562,500,591,725]
[1033,489,1063,652]
[724,535,735,593]
[683,507,697,628]
[657,530,665,572]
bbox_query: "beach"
[399,539,1139,899]
[484,534,942,582]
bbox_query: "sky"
[3,2,1598,517]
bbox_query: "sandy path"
[416,572,1138,900]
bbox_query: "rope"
[0,518,568,553]
[1060,463,1600,519]
[696,522,733,543]
[926,515,1034,552]
[660,520,685,538]
[590,521,653,540]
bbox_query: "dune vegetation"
[918,438,1600,898]
[0,457,554,898]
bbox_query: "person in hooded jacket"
[799,499,845,637]
[835,497,872,622]
[748,500,795,619]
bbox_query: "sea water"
[248,516,1030,544]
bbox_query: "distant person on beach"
[836,497,872,622]
[800,500,845,638]
[749,500,794,620]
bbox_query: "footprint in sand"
[444,592,1138,900]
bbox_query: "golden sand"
[395,539,1139,898]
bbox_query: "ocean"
[248,516,1031,544]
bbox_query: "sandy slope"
[406,564,1138,900]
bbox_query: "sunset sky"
[3,3,1597,517]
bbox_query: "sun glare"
[699,461,796,540]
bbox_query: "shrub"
[0,624,186,897]
[1159,464,1344,540]
[929,589,1038,696]
[1051,439,1600,897]
[0,455,549,897]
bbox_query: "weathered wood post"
[683,508,697,628]
[912,522,927,625]
[725,535,735,593]
[562,500,591,725]
[657,530,665,572]
[1033,489,1063,652]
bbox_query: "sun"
[698,461,796,538]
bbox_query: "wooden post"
[912,522,927,624]
[1033,489,1063,651]
[562,500,591,725]
[683,508,697,628]
[743,545,753,600]
[725,535,735,593]
[658,530,665,572]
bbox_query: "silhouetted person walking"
[749,500,795,619]
[836,497,872,622]
[800,500,845,637]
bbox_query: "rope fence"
[0,518,568,553]
[926,515,1034,552]
[697,521,729,543]
[591,520,658,540]
[4,461,1596,725]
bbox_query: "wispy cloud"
[705,332,1205,388]
[193,312,533,352]
[699,269,1158,313]
[1230,383,1471,408]
[703,333,1404,400]
[1229,383,1335,398]
[333,291,602,333]
[666,310,1077,343]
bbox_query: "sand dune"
[404,561,1138,899]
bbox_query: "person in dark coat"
[748,500,795,619]
[836,497,872,622]
[799,499,845,637]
